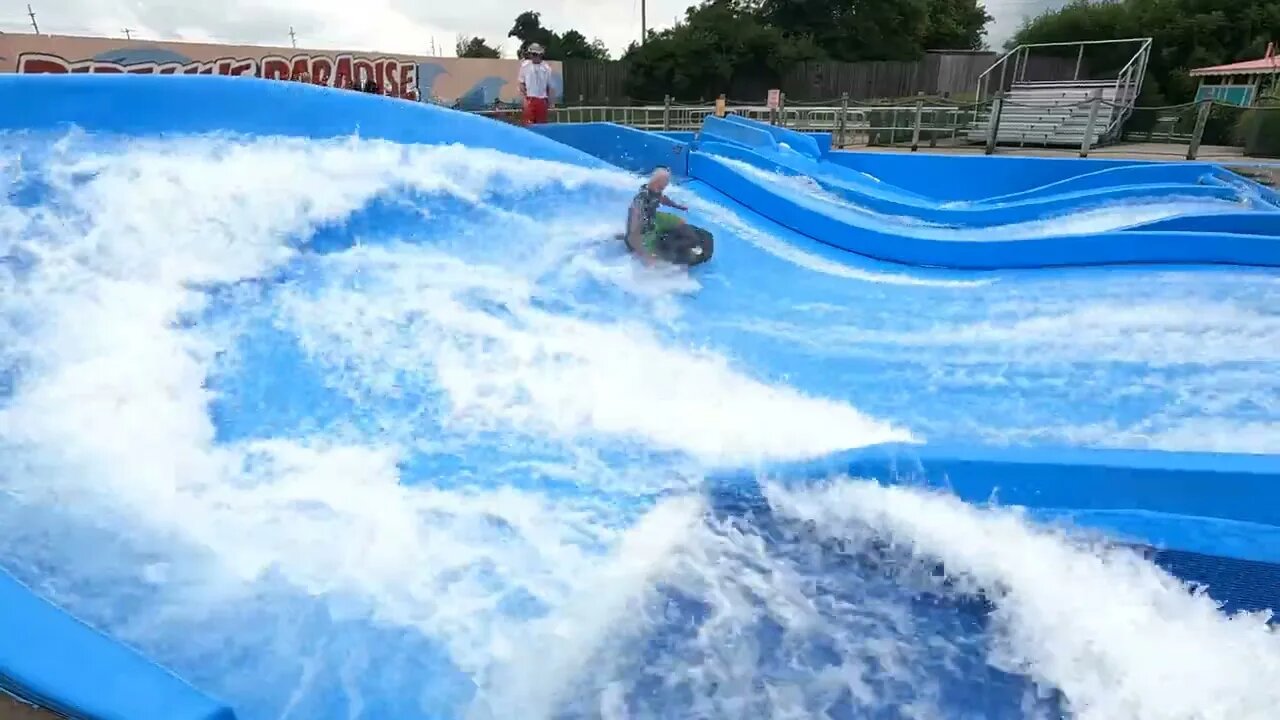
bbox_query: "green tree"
[621,0,991,100]
[507,11,610,60]
[456,35,501,59]
[623,0,824,100]
[558,29,611,60]
[755,0,927,61]
[752,0,988,60]
[923,0,994,50]
[1012,0,1280,102]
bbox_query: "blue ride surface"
[4,74,1280,720]
[685,115,1280,269]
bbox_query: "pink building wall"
[0,33,560,105]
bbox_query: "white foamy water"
[0,131,905,718]
[1,128,1276,720]
[768,480,1280,720]
[717,156,1245,238]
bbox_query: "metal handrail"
[1103,38,1153,139]
[502,103,990,148]
[977,38,1153,102]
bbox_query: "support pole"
[838,92,849,149]
[985,92,1004,156]
[1080,89,1102,158]
[910,92,925,152]
[1187,99,1213,160]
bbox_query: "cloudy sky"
[6,0,1062,58]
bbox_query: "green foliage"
[622,0,824,100]
[1012,0,1280,102]
[456,35,501,59]
[621,0,990,100]
[923,0,995,51]
[1238,100,1280,158]
[507,11,611,61]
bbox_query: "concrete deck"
[0,694,58,720]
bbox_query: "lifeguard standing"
[518,43,553,125]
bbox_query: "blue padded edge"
[695,139,1248,225]
[0,568,236,720]
[700,115,778,152]
[725,114,823,159]
[0,74,611,169]
[688,150,1280,269]
[707,442,1280,541]
[709,442,1280,523]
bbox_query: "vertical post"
[1187,99,1213,160]
[985,92,1004,155]
[1080,89,1102,158]
[778,92,787,127]
[1074,44,1084,81]
[997,57,1007,94]
[838,92,849,149]
[641,0,647,45]
[910,92,925,152]
[663,95,672,131]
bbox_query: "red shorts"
[523,96,549,125]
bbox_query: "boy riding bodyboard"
[625,167,690,265]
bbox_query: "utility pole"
[288,26,297,48]
[27,4,39,33]
[640,0,646,44]
[122,28,133,40]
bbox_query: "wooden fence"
[562,51,1083,105]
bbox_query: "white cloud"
[13,0,1062,58]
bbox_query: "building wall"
[0,33,561,107]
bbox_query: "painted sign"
[766,88,781,109]
[0,34,561,108]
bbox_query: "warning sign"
[767,88,781,109]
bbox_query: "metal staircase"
[968,38,1151,147]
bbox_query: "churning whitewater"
[2,131,1279,720]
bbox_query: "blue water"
[3,109,1280,719]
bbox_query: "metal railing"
[522,98,990,150]
[1104,39,1153,139]
[472,95,1278,162]
[977,39,1152,98]
[975,38,1152,144]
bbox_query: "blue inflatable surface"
[685,115,1280,268]
[0,568,234,720]
[4,74,1280,720]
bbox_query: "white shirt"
[519,61,553,99]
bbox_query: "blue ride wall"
[532,122,691,176]
[687,150,1280,269]
[710,442,1280,531]
[0,570,235,720]
[0,74,608,168]
[828,151,1153,200]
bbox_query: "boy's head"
[647,166,671,193]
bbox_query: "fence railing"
[476,94,1280,161]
